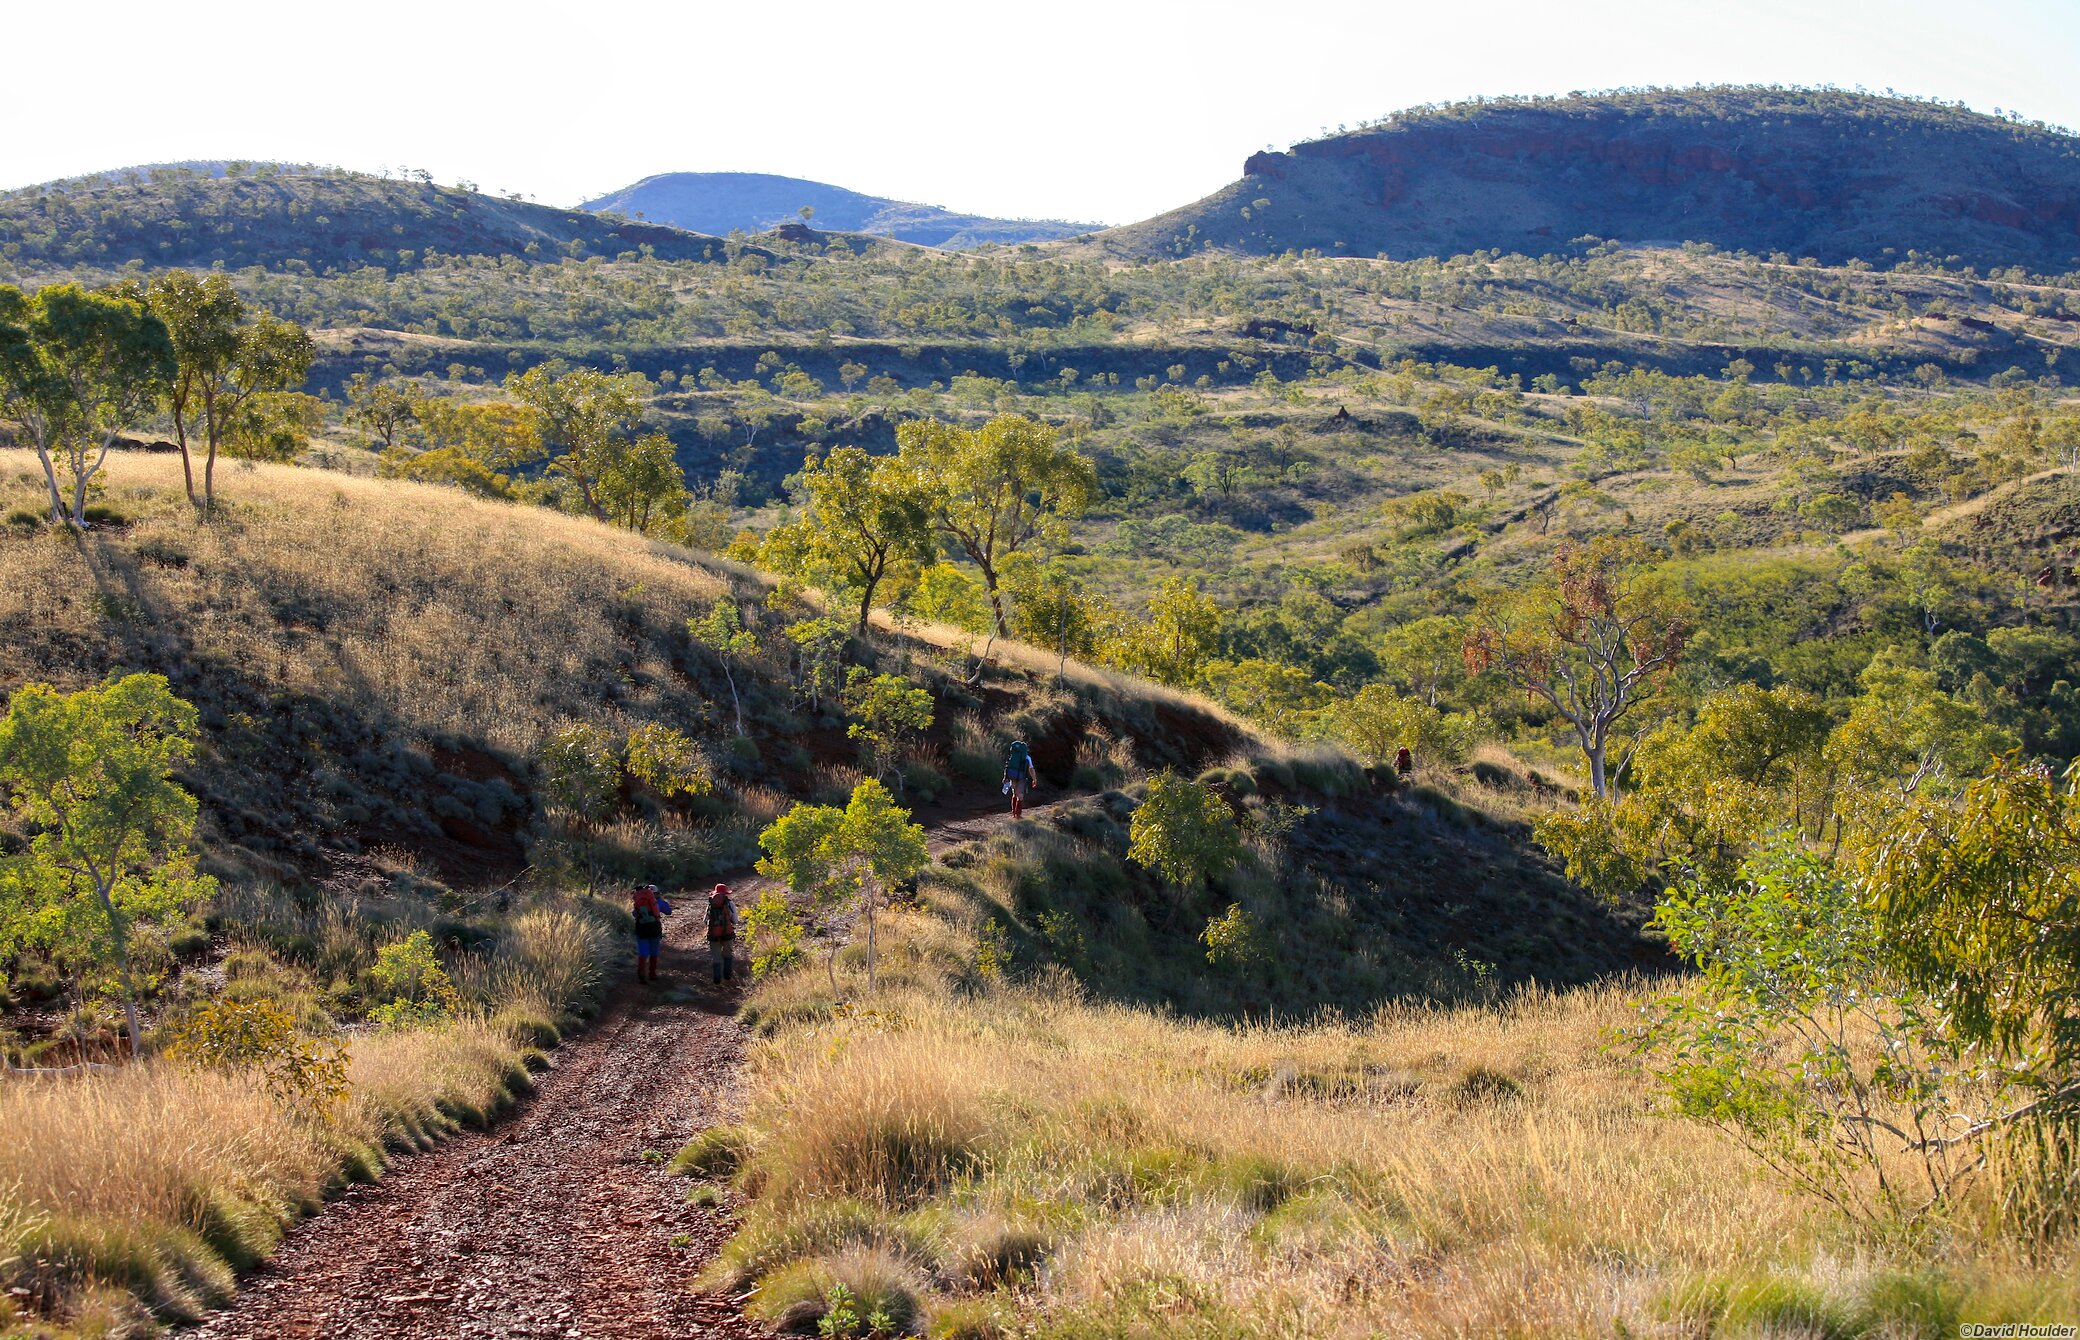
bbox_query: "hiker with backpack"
[631,883,673,983]
[706,884,737,985]
[1003,739,1039,818]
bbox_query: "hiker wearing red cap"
[706,884,738,985]
[631,883,673,983]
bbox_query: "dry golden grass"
[0,449,735,760]
[0,1013,546,1329]
[723,975,2078,1337]
[0,1065,332,1250]
[870,607,1270,743]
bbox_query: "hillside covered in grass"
[0,447,1678,1332]
[1095,87,2080,270]
[0,451,1644,1012]
[0,162,730,272]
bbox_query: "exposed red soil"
[194,914,764,1340]
[193,792,1054,1340]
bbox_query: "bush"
[742,889,806,980]
[1127,771,1242,898]
[624,722,712,800]
[537,723,620,823]
[1199,903,1265,969]
[366,930,461,1030]
[164,996,349,1122]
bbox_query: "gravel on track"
[196,916,762,1340]
[194,787,1053,1340]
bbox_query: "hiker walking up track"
[707,884,737,986]
[1003,738,1039,818]
[631,883,672,983]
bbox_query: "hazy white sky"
[6,0,2077,225]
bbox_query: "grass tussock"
[0,1017,544,1328]
[0,885,616,1333]
[723,975,2078,1337]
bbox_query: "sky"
[6,0,2079,226]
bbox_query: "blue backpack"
[1005,741,1031,778]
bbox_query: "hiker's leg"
[722,945,734,981]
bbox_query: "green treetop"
[755,778,928,995]
[896,415,1097,636]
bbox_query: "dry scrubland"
[0,903,613,1334]
[3,453,2074,1336]
[1,457,661,1332]
[703,838,2078,1339]
[0,447,735,760]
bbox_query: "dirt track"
[196,907,761,1340]
[195,788,1051,1340]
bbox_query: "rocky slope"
[1095,87,2080,271]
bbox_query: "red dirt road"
[195,914,762,1340]
[194,787,1049,1340]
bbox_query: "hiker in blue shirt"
[1003,739,1038,818]
[631,883,673,983]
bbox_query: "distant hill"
[582,172,1096,248]
[1095,87,2080,272]
[0,163,732,271]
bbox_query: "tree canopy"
[0,282,175,529]
[0,675,216,1056]
[895,415,1097,635]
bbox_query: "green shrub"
[745,1249,920,1337]
[365,930,461,1029]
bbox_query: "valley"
[3,83,2079,1339]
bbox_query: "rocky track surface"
[195,788,1055,1339]
[196,914,760,1340]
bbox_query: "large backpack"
[707,898,734,939]
[1005,741,1031,778]
[632,905,663,939]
